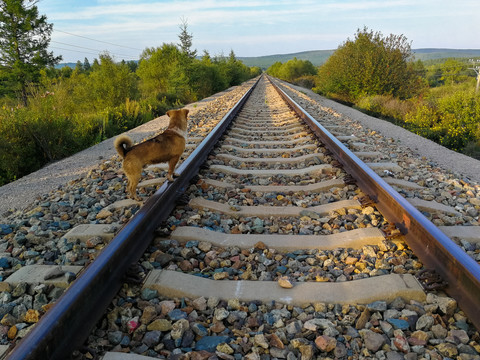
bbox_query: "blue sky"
[36,0,480,63]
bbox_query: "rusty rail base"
[269,76,480,331]
[6,77,260,360]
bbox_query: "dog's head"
[166,109,189,131]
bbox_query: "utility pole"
[468,59,480,94]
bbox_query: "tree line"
[266,27,480,159]
[0,1,261,186]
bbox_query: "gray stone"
[362,329,386,352]
[107,330,123,345]
[367,300,387,312]
[286,320,303,335]
[416,314,434,330]
[386,351,405,360]
[142,330,161,348]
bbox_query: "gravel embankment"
[283,80,480,184]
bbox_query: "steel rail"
[268,76,480,330]
[6,77,260,360]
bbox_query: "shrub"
[0,95,86,185]
[267,58,317,83]
[356,95,415,121]
[294,76,317,89]
[405,103,440,127]
[463,141,480,160]
[436,91,480,151]
[315,27,423,102]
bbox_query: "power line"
[54,29,143,51]
[50,46,138,61]
[51,40,137,59]
[50,46,101,57]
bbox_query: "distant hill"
[238,50,335,69]
[56,48,480,70]
[56,62,77,69]
[238,48,480,69]
[410,48,480,61]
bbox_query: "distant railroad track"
[4,75,480,359]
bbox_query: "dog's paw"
[173,172,180,178]
[127,193,142,201]
[166,175,174,182]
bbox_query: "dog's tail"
[114,135,133,158]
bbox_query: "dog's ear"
[182,109,189,116]
[166,110,172,117]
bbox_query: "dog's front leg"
[166,155,181,182]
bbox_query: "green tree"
[267,58,317,82]
[177,18,197,60]
[60,65,72,78]
[83,57,91,72]
[188,52,226,99]
[75,60,83,73]
[250,66,262,77]
[216,50,251,86]
[136,43,188,101]
[441,59,463,85]
[0,0,61,105]
[315,27,422,102]
[92,58,100,71]
[267,62,282,77]
[426,64,444,87]
[88,53,138,111]
[125,60,138,73]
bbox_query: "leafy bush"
[100,99,155,140]
[401,89,480,152]
[137,44,188,102]
[214,51,253,87]
[294,75,317,89]
[436,91,480,150]
[0,94,86,185]
[356,95,415,121]
[315,27,424,102]
[404,104,443,142]
[88,54,138,111]
[188,57,228,100]
[267,58,317,83]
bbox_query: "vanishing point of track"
[5,75,480,359]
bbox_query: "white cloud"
[37,0,480,62]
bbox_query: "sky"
[36,0,480,63]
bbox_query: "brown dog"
[114,108,189,199]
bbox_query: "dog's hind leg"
[124,159,143,200]
[127,173,141,200]
[166,155,181,182]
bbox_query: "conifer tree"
[177,18,197,59]
[0,0,61,105]
[83,57,91,72]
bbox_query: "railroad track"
[3,75,480,359]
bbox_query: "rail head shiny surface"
[6,77,260,360]
[268,76,480,331]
